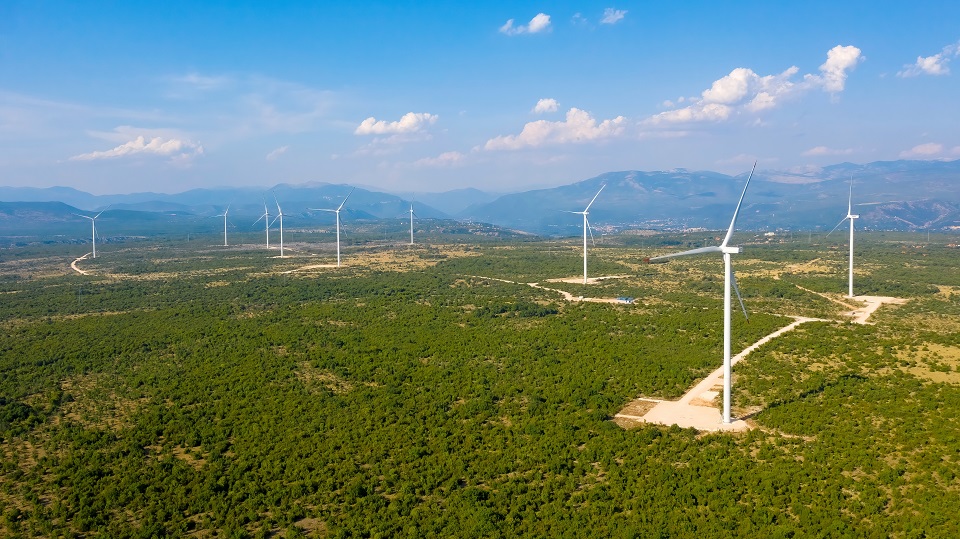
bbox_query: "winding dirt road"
[618,316,824,432]
[616,294,908,432]
[71,253,91,275]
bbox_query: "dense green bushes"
[1,234,958,536]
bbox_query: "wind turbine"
[215,205,231,246]
[311,187,354,267]
[565,185,605,285]
[271,194,285,257]
[826,179,859,298]
[408,201,417,246]
[76,208,107,258]
[649,163,755,425]
[253,200,270,249]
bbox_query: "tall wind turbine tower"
[649,163,755,424]
[254,200,270,249]
[827,180,859,298]
[409,202,416,246]
[566,185,605,285]
[216,205,230,246]
[76,209,107,258]
[311,187,354,267]
[271,195,285,257]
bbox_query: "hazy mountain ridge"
[3,159,959,236]
[462,160,960,233]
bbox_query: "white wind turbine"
[649,163,755,425]
[270,194,285,257]
[565,185,605,285]
[215,205,231,246]
[408,201,417,246]
[826,179,859,298]
[76,208,107,258]
[311,187,354,267]
[253,200,270,249]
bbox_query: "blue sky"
[1,1,959,194]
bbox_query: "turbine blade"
[847,178,853,216]
[337,187,355,211]
[731,268,749,321]
[273,193,282,214]
[721,162,756,248]
[269,215,281,227]
[825,217,847,239]
[586,217,596,246]
[584,184,606,212]
[648,245,723,261]
[253,214,266,225]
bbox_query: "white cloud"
[354,112,438,135]
[169,73,231,93]
[650,102,733,124]
[804,45,864,93]
[533,98,559,114]
[802,146,854,156]
[647,45,861,125]
[500,13,551,35]
[702,67,755,104]
[484,108,626,150]
[413,151,465,167]
[266,146,289,161]
[85,125,188,144]
[70,135,204,161]
[601,8,627,24]
[898,41,960,77]
[899,142,944,158]
[528,13,551,33]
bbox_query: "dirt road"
[71,254,91,275]
[618,316,824,432]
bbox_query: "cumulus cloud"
[266,146,289,161]
[500,13,551,35]
[802,146,854,156]
[898,41,960,77]
[354,112,438,135]
[533,98,559,114]
[804,45,864,93]
[648,45,862,125]
[70,135,203,161]
[899,142,944,158]
[413,151,465,168]
[601,8,627,24]
[484,108,626,150]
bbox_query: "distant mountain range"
[2,159,959,238]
